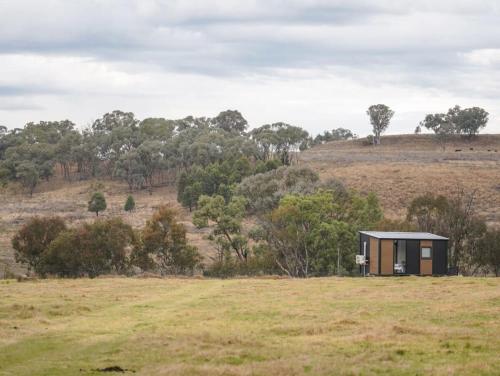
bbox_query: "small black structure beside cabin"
[358,231,448,276]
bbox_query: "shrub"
[88,192,107,216]
[133,205,201,275]
[476,230,500,276]
[40,218,137,278]
[124,195,136,212]
[11,216,67,274]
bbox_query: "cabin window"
[421,247,432,259]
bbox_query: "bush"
[477,230,500,276]
[363,135,374,146]
[203,249,279,278]
[12,216,67,274]
[88,192,107,216]
[124,195,136,212]
[132,205,201,275]
[40,218,137,278]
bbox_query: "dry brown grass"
[301,134,500,226]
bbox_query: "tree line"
[0,104,489,197]
[0,110,312,196]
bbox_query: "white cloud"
[0,0,499,134]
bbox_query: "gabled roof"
[359,231,448,240]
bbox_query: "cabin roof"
[359,231,448,240]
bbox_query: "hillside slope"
[1,134,499,277]
[301,134,500,226]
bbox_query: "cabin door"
[406,240,420,275]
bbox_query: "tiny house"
[358,231,448,276]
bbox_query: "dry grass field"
[0,277,499,375]
[301,134,500,226]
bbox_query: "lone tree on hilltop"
[366,104,394,145]
[88,192,107,216]
[124,195,135,212]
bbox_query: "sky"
[0,0,499,136]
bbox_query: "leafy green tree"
[137,140,164,193]
[1,142,55,195]
[236,166,320,213]
[11,216,67,274]
[421,106,489,142]
[275,123,309,165]
[256,190,381,277]
[420,112,456,150]
[16,161,39,196]
[193,195,249,262]
[133,206,200,275]
[448,105,488,137]
[313,128,355,145]
[211,110,248,133]
[138,117,175,142]
[124,195,136,212]
[366,104,394,145]
[176,157,254,210]
[250,123,309,164]
[88,192,107,216]
[114,150,146,191]
[55,130,82,180]
[406,193,449,233]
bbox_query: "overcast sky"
[0,0,499,136]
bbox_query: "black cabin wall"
[432,240,448,275]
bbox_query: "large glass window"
[421,247,432,259]
[394,240,406,274]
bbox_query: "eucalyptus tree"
[211,110,248,134]
[138,117,175,142]
[254,190,382,277]
[193,195,249,263]
[366,104,394,145]
[421,106,489,140]
[91,111,141,173]
[250,123,309,164]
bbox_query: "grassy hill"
[1,133,499,277]
[301,134,500,226]
[0,277,498,375]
